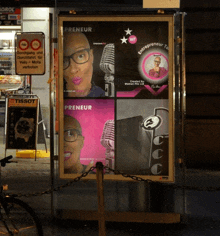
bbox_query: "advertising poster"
[62,20,168,99]
[64,99,114,174]
[59,16,174,182]
[6,98,38,149]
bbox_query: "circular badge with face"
[138,45,169,85]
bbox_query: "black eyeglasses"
[64,129,82,142]
[63,48,90,70]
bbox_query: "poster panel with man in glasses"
[62,25,114,98]
[63,99,114,174]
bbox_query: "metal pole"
[29,75,32,94]
[181,12,187,219]
[49,12,55,218]
[96,162,106,236]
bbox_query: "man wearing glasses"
[64,115,94,174]
[63,32,105,97]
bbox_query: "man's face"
[64,116,84,171]
[154,57,161,67]
[63,33,93,95]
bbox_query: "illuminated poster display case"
[58,15,176,182]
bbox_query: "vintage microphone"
[100,120,115,171]
[99,43,115,97]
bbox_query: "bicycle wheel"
[0,197,43,235]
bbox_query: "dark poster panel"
[116,99,169,176]
[63,21,168,98]
[6,98,38,149]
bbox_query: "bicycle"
[0,155,43,235]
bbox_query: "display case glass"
[58,15,175,182]
[0,26,24,91]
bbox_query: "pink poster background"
[64,99,114,166]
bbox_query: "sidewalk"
[2,155,220,236]
[1,127,220,235]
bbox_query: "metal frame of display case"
[50,9,186,231]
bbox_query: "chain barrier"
[104,166,154,183]
[6,165,220,198]
[7,166,96,198]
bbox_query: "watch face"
[17,89,24,94]
[15,117,35,142]
[142,115,161,130]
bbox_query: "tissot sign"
[6,98,39,150]
[9,98,38,107]
[15,32,45,75]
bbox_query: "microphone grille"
[100,120,115,149]
[100,44,115,74]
